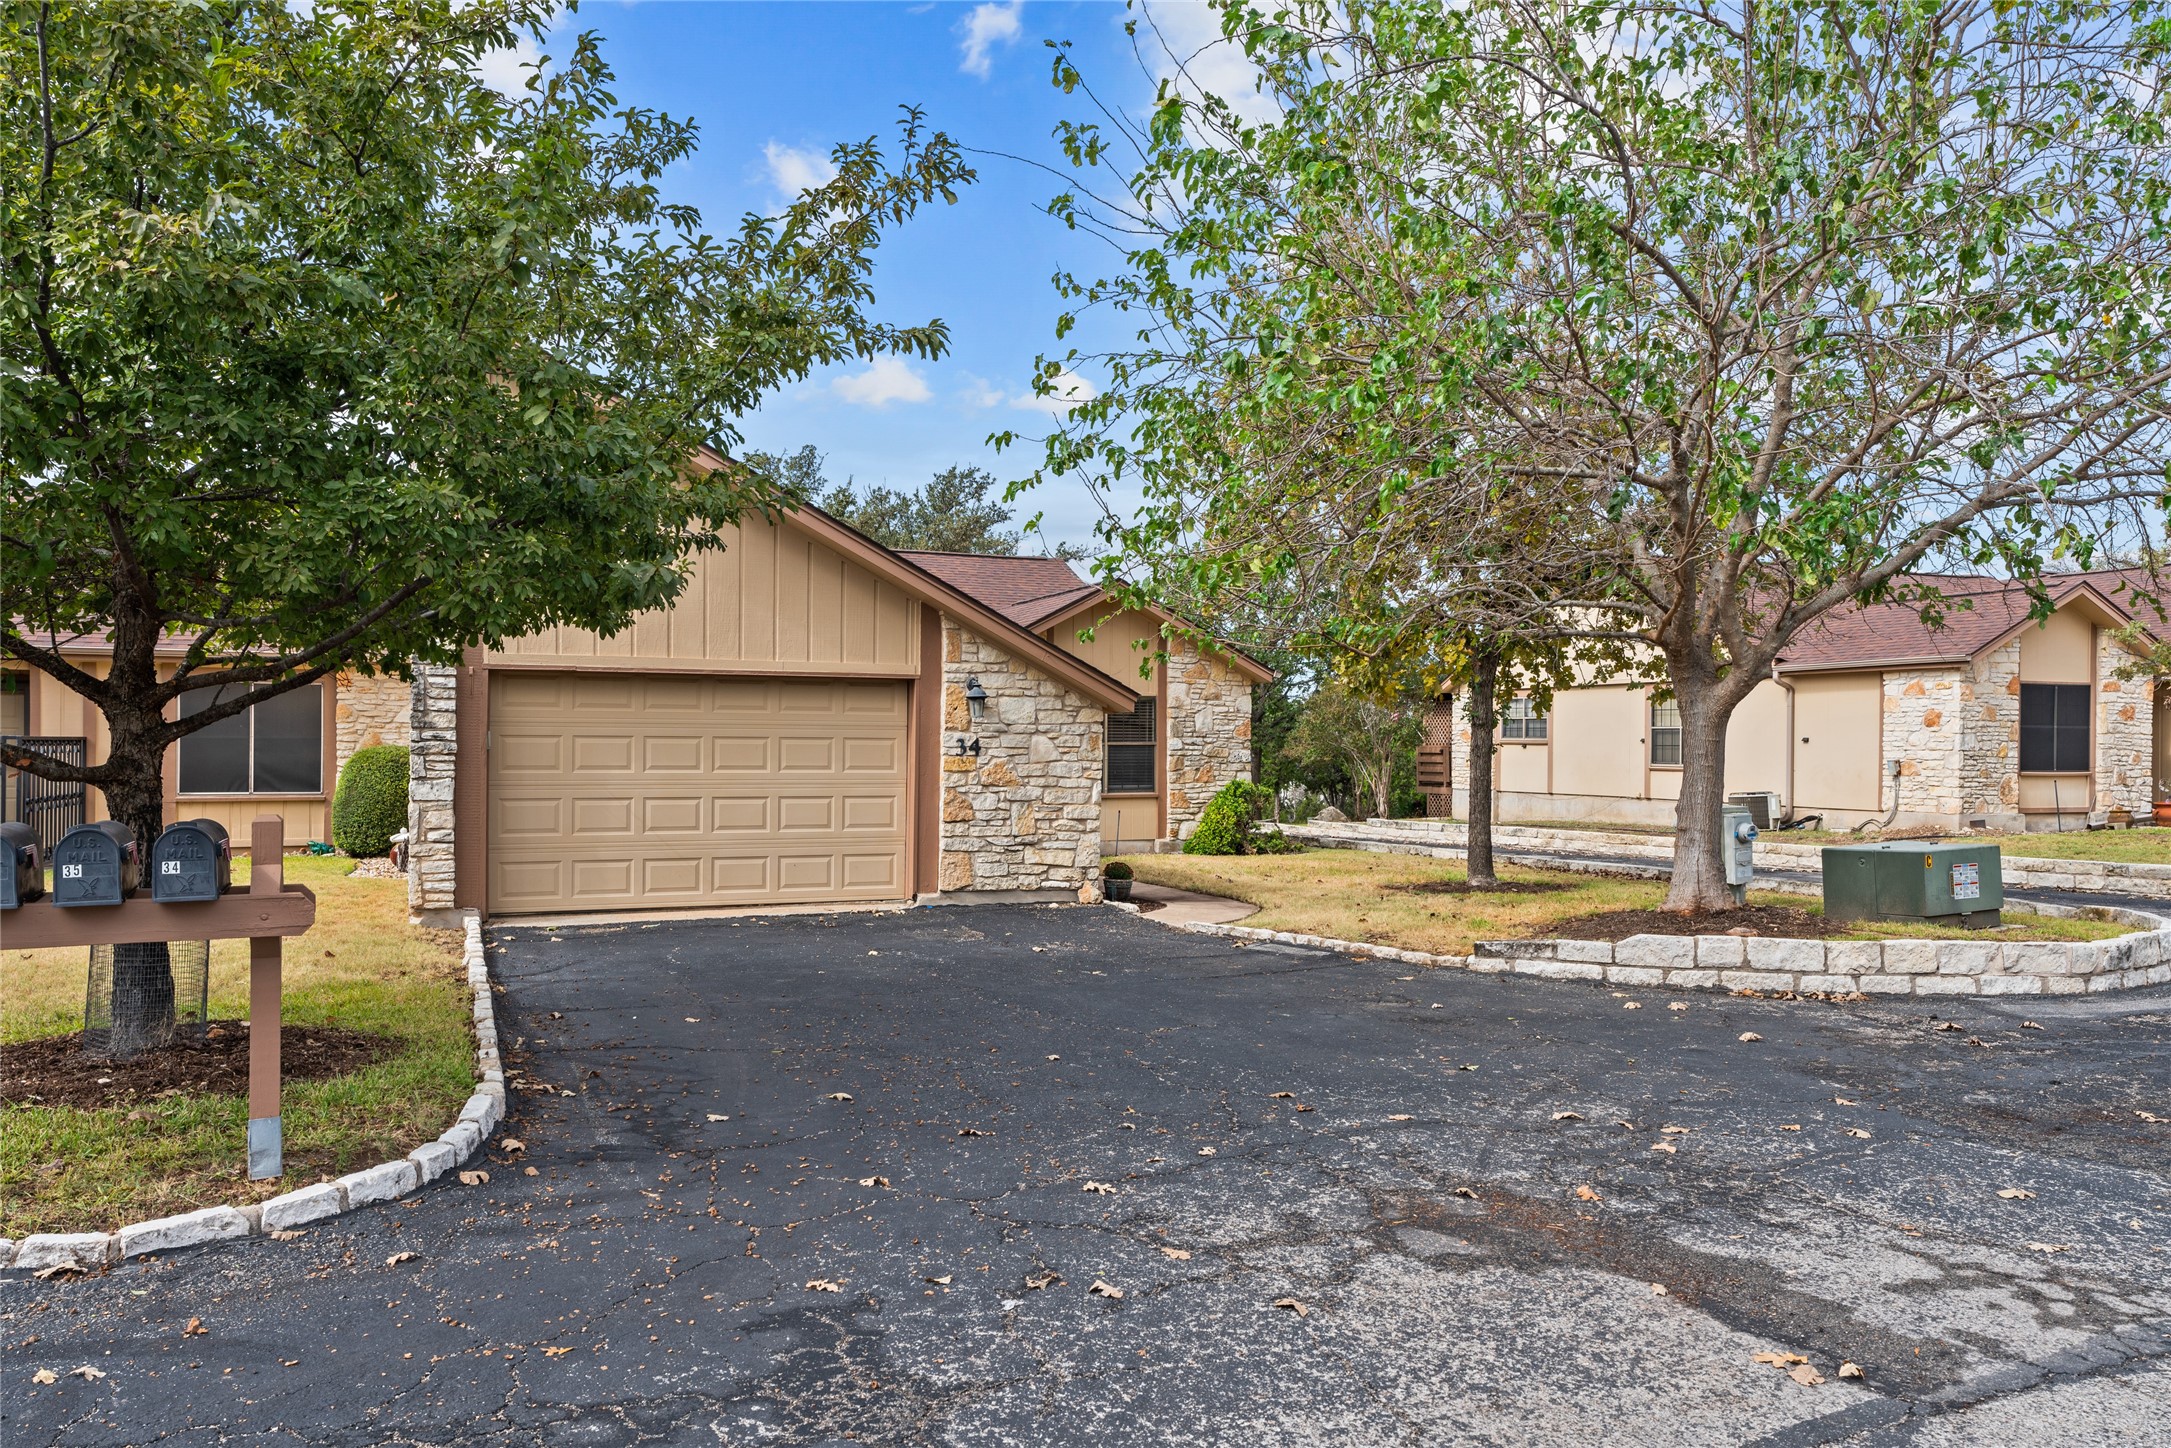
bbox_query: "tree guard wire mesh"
[83,940,209,1060]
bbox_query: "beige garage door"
[488,672,909,914]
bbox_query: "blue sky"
[496,1,1250,553]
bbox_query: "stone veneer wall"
[407,663,458,916]
[334,670,413,779]
[940,621,1103,898]
[1958,640,2023,824]
[1162,636,1255,839]
[1885,667,1968,820]
[2095,630,2157,816]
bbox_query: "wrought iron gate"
[2,735,88,854]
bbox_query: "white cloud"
[763,141,839,201]
[959,375,1007,409]
[834,357,933,408]
[1012,367,1098,415]
[958,0,1023,79]
[475,31,543,96]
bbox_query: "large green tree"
[1023,0,2171,910]
[2,0,968,1046]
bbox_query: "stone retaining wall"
[1,910,501,1272]
[1296,818,2171,902]
[407,664,459,918]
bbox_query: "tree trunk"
[1661,676,1737,913]
[96,715,174,1058]
[1465,651,1499,889]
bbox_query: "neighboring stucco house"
[1432,570,2166,833]
[4,506,1264,920]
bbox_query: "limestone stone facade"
[941,621,1104,898]
[2096,629,2157,818]
[334,670,412,778]
[1885,668,1969,819]
[1162,635,1255,839]
[406,663,458,917]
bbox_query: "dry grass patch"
[0,856,470,1236]
[1120,849,2126,956]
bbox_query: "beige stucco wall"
[939,620,1103,897]
[1789,672,1883,814]
[487,512,921,677]
[2018,608,2094,683]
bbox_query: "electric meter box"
[51,821,140,908]
[1821,842,2003,927]
[150,819,232,903]
[0,821,41,909]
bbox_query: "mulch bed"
[1,1021,395,1110]
[1531,904,1863,943]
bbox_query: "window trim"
[1499,695,1549,743]
[1648,696,1684,769]
[176,681,329,798]
[1103,696,1159,797]
[2016,681,2092,776]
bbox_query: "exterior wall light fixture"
[964,676,988,722]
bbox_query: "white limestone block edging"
[1134,901,2171,1000]
[3,908,503,1272]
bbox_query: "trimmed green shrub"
[332,744,410,858]
[1102,859,1134,880]
[1182,779,1274,855]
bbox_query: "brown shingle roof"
[1776,569,2163,673]
[896,551,1103,630]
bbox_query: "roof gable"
[1776,570,2162,674]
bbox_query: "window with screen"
[0,671,26,737]
[2019,683,2091,773]
[1105,698,1157,794]
[1649,698,1682,766]
[178,684,323,794]
[1501,696,1548,741]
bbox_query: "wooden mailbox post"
[0,817,316,1179]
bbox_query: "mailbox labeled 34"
[151,819,233,903]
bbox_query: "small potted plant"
[1101,859,1134,902]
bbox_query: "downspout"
[1772,662,1796,824]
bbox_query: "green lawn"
[1122,849,2129,958]
[1487,817,2171,865]
[1,857,472,1236]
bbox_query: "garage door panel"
[489,672,909,913]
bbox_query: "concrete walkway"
[1126,880,1259,925]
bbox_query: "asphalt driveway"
[5,905,2169,1446]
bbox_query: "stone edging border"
[1,908,501,1274]
[1121,902,2171,999]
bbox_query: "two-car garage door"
[487,672,909,914]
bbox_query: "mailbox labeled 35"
[51,822,140,908]
[151,819,233,903]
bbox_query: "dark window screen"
[178,683,322,794]
[1649,698,1683,767]
[1106,698,1157,793]
[178,686,251,793]
[2018,683,2090,773]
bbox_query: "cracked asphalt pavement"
[6,905,2170,1445]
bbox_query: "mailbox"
[151,819,232,902]
[51,821,140,907]
[0,821,41,909]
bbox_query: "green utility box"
[1821,842,2003,927]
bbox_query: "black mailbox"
[52,821,139,907]
[151,818,232,902]
[0,821,40,909]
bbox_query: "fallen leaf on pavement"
[268,1229,307,1241]
[385,1252,417,1267]
[1552,1111,1583,1121]
[1790,1364,1825,1386]
[1843,1128,1873,1139]
[958,1127,991,1137]
[1778,1124,1802,1132]
[1661,1124,1691,1134]
[1623,1002,1641,1010]
[543,1347,574,1357]
[1458,1063,1478,1071]
[1453,1186,1479,1199]
[1387,1114,1414,1122]
[500,1138,525,1155]
[705,1113,730,1123]
[1753,1351,1808,1367]
[69,1366,105,1381]
[825,1093,854,1102]
[1089,1279,1124,1300]
[30,1265,79,1281]
[683,1017,700,1023]
[1668,1002,1689,1011]
[1024,1271,1062,1290]
[31,1369,57,1384]
[524,1165,539,1176]
[1574,1185,1602,1202]
[806,1279,844,1292]
[1997,1188,2036,1200]
[1834,1097,1859,1106]
[2138,1111,2167,1124]
[1159,1247,1192,1260]
[1046,1055,1061,1062]
[925,1274,953,1285]
[2025,1242,2069,1254]
[457,1170,489,1186]
[1197,1146,1217,1157]
[1934,1022,1964,1032]
[1838,1362,1864,1379]
[1738,1032,1764,1043]
[1650,1141,1677,1154]
[1082,1180,1117,1195]
[1270,1091,1296,1099]
[1272,1298,1309,1317]
[1650,1283,1667,1296]
[2021,1021,2043,1030]
[859,1176,891,1189]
